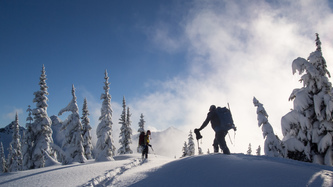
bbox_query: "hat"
[209,105,216,111]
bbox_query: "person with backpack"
[195,105,236,155]
[139,130,151,159]
[138,131,145,152]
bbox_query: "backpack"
[139,132,145,145]
[215,107,235,132]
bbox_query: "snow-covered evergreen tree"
[26,105,33,124]
[137,113,145,153]
[50,115,64,162]
[9,113,22,172]
[256,145,261,156]
[126,107,133,148]
[138,113,145,133]
[187,130,195,156]
[282,34,333,166]
[0,142,7,173]
[247,143,252,155]
[118,97,133,154]
[95,70,116,161]
[181,141,188,157]
[22,105,33,170]
[253,97,284,157]
[30,65,55,168]
[198,147,203,155]
[207,149,210,154]
[7,144,13,171]
[58,85,86,164]
[81,98,93,160]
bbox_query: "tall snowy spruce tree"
[22,105,33,170]
[81,98,93,160]
[0,142,7,173]
[7,144,13,170]
[118,97,133,155]
[282,34,333,166]
[95,70,116,161]
[181,141,188,157]
[138,113,145,133]
[253,97,284,157]
[8,113,23,172]
[126,107,133,152]
[118,97,127,154]
[30,65,55,168]
[58,85,86,164]
[137,113,145,153]
[187,130,195,156]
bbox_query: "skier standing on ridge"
[195,105,236,154]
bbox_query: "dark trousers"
[215,130,230,154]
[213,139,219,153]
[142,145,148,158]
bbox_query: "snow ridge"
[307,170,333,187]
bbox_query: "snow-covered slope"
[134,154,333,187]
[0,153,332,187]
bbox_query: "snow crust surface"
[0,153,332,187]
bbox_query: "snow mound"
[132,154,333,187]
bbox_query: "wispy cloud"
[150,23,185,54]
[130,0,333,154]
[3,107,23,121]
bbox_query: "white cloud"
[63,0,333,156]
[151,23,184,54]
[3,108,23,121]
[130,0,333,154]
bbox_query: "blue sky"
[1,0,333,153]
[0,0,187,124]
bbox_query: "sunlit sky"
[1,0,333,154]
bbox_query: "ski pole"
[149,145,157,157]
[197,140,200,151]
[227,102,236,146]
[228,132,233,145]
[234,130,236,147]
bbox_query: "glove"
[148,144,152,147]
[194,128,203,140]
[233,127,237,131]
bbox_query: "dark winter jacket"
[199,108,221,132]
